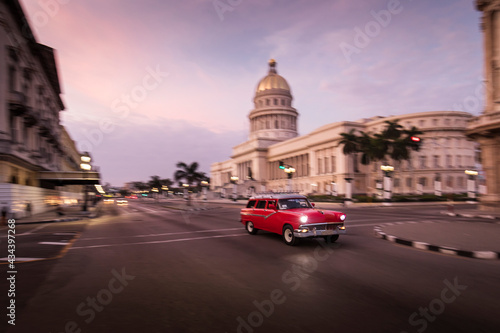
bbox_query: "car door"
[262,200,281,234]
[251,200,268,230]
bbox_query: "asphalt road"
[1,201,499,333]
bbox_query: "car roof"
[249,194,308,200]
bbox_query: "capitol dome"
[248,59,298,142]
[256,59,290,93]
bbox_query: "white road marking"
[79,227,243,241]
[19,224,50,236]
[0,257,44,262]
[39,242,69,246]
[70,233,247,250]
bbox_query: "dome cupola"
[248,59,298,142]
[256,59,291,93]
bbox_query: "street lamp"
[201,181,209,200]
[80,152,92,211]
[284,167,295,192]
[230,176,239,201]
[465,170,478,200]
[381,165,394,202]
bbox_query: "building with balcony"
[210,60,480,198]
[0,0,100,217]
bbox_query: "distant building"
[211,60,479,197]
[0,0,100,217]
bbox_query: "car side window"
[266,200,277,209]
[256,200,267,209]
[246,200,257,208]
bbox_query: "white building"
[211,59,479,198]
[0,0,100,217]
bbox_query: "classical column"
[466,0,500,210]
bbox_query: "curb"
[14,214,98,225]
[439,211,500,223]
[373,226,500,260]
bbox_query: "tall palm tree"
[174,162,205,186]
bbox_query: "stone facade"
[466,0,500,210]
[211,60,479,198]
[0,0,98,217]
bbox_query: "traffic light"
[410,136,422,151]
[279,161,285,169]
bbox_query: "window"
[456,155,462,167]
[406,177,412,187]
[446,155,452,167]
[446,176,453,188]
[419,120,425,127]
[419,156,427,169]
[246,200,257,208]
[266,200,277,209]
[8,66,16,92]
[266,99,270,106]
[419,177,427,186]
[275,120,279,129]
[281,99,285,106]
[433,119,438,126]
[433,155,440,168]
[274,98,278,105]
[394,178,400,187]
[331,156,336,173]
[458,177,464,187]
[317,158,322,175]
[324,157,329,174]
[256,200,267,209]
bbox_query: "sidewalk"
[11,204,101,225]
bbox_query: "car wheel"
[246,221,258,235]
[282,225,298,246]
[324,234,339,243]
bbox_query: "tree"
[339,120,423,195]
[174,162,206,186]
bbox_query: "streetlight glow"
[381,165,394,172]
[465,170,478,176]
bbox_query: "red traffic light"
[411,136,421,142]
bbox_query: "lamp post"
[230,176,239,201]
[201,181,209,200]
[465,170,478,200]
[80,152,92,211]
[284,166,295,192]
[381,165,394,202]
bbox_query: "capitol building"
[210,60,479,198]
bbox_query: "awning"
[38,171,101,185]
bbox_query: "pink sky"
[19,0,483,186]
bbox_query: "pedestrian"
[1,206,7,226]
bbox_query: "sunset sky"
[19,0,483,186]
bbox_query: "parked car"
[240,194,346,246]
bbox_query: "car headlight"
[340,214,346,221]
[300,215,308,223]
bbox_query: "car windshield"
[277,198,312,210]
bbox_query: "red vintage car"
[240,194,346,246]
